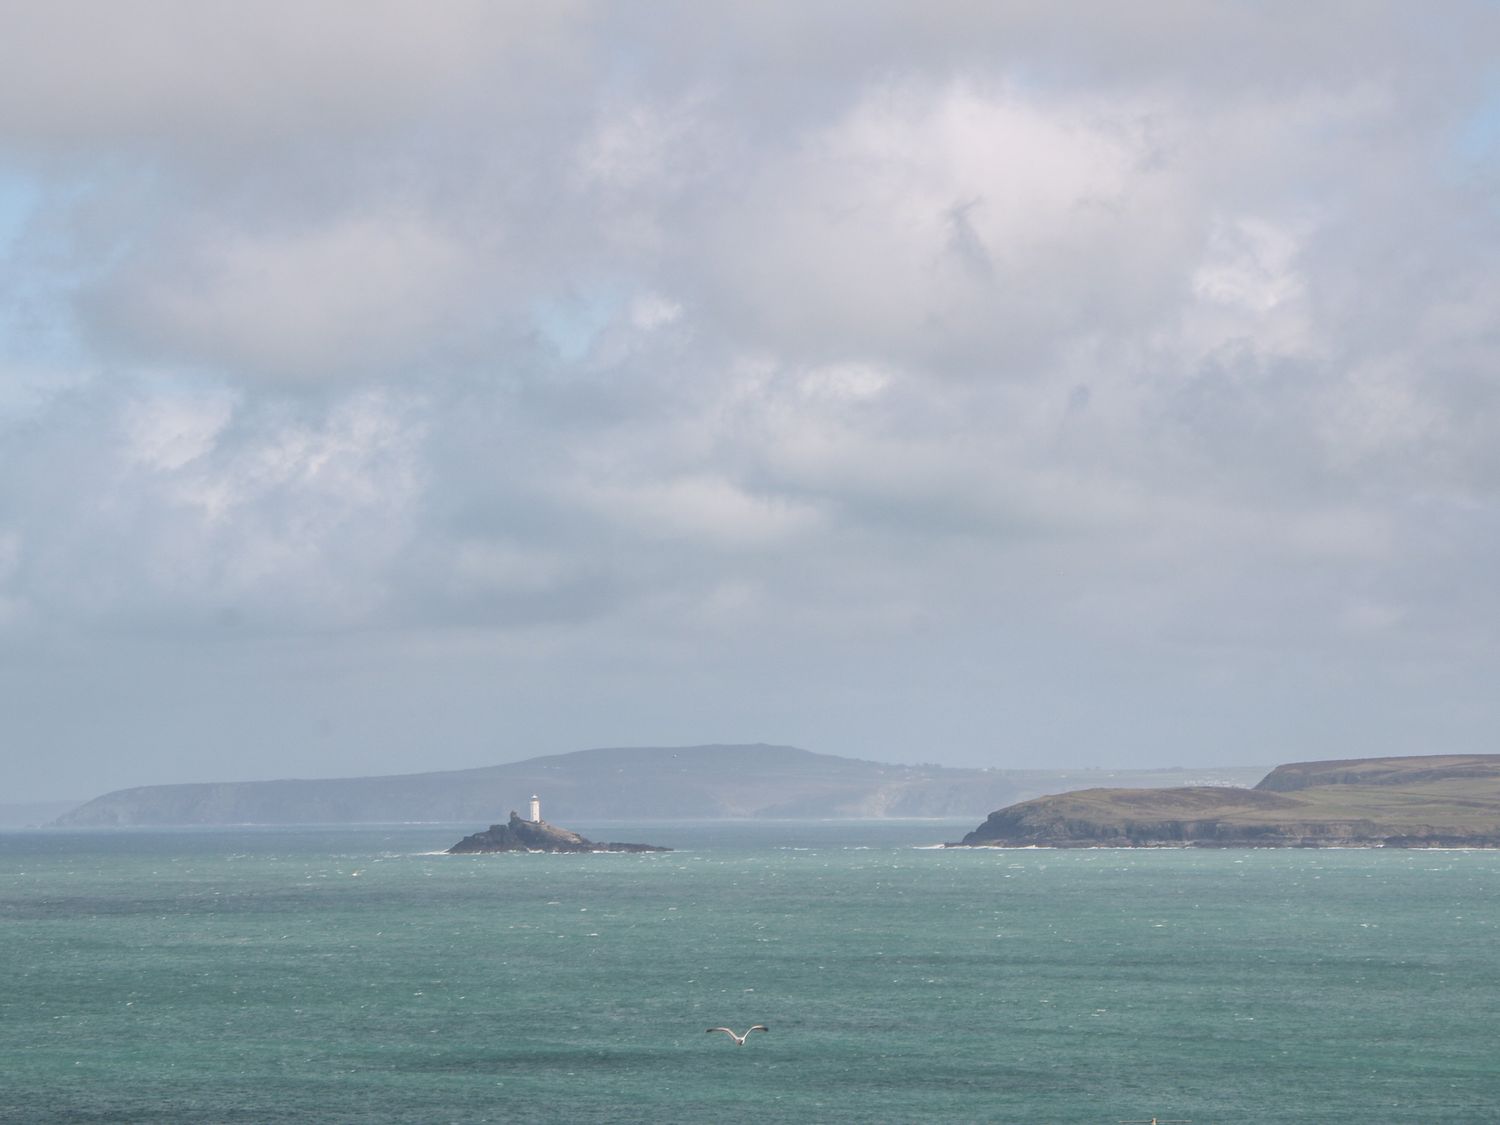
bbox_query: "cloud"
[0,1,584,150]
[2,384,428,633]
[86,208,480,381]
[662,80,1190,371]
[2,2,1499,797]
[572,473,824,549]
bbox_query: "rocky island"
[952,754,1500,848]
[448,810,670,854]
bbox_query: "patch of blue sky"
[531,285,623,363]
[0,166,40,251]
[0,167,94,406]
[1451,85,1500,171]
[0,166,122,378]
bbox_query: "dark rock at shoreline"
[447,811,670,854]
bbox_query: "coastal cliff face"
[956,755,1500,848]
[447,812,670,854]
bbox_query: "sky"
[2,2,1498,800]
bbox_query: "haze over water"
[5,821,1496,1123]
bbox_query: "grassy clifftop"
[958,754,1500,847]
[1254,754,1500,793]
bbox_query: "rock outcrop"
[447,811,670,854]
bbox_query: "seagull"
[706,1025,768,1045]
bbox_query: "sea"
[3,819,1497,1124]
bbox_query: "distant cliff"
[50,744,1267,826]
[448,811,668,853]
[955,754,1500,847]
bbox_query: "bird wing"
[748,1025,768,1032]
[706,1027,734,1035]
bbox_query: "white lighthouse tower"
[529,794,541,823]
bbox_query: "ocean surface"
[3,820,1497,1124]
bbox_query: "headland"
[952,754,1500,848]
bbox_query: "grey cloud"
[1,382,429,633]
[80,207,495,382]
[0,1,588,150]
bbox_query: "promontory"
[448,811,670,854]
[952,754,1500,848]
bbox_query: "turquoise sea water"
[3,820,1498,1123]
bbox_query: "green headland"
[955,754,1500,847]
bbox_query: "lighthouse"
[529,794,541,823]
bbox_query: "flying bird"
[706,1025,768,1045]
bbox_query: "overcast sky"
[2,2,1497,800]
